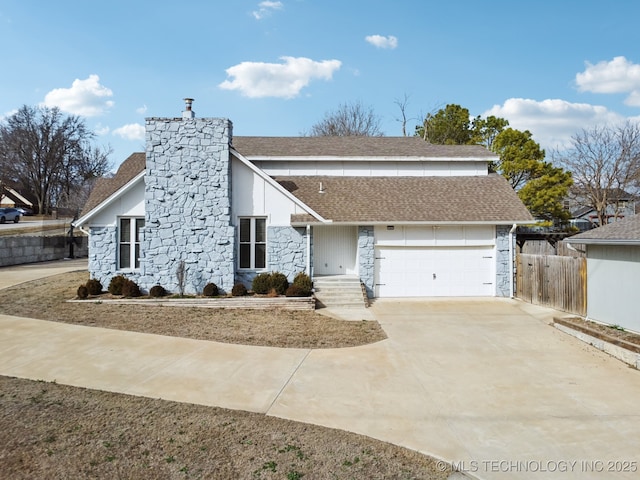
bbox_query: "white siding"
[231,157,304,226]
[587,245,640,333]
[313,225,357,275]
[253,160,488,177]
[375,225,495,247]
[90,179,145,226]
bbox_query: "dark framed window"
[239,217,266,269]
[118,217,144,269]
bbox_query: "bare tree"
[393,93,412,137]
[307,101,384,137]
[555,121,640,226]
[0,105,111,214]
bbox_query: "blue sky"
[2,0,640,170]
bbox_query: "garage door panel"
[375,246,494,297]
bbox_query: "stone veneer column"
[267,226,308,280]
[358,226,375,298]
[495,225,512,297]
[139,117,235,294]
[88,226,118,286]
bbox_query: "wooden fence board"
[516,254,586,316]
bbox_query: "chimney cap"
[182,98,195,118]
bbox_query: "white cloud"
[219,56,342,98]
[113,123,145,141]
[252,1,283,20]
[94,123,110,136]
[365,34,398,49]
[136,105,148,115]
[483,98,624,150]
[42,74,114,116]
[575,56,640,106]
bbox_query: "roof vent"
[319,181,325,194]
[182,98,195,119]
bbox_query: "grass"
[0,271,387,349]
[0,271,450,478]
[0,376,450,479]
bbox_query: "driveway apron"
[267,298,640,480]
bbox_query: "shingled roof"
[80,152,146,217]
[569,214,640,245]
[232,136,496,159]
[274,174,533,224]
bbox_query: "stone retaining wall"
[0,235,87,267]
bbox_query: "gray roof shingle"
[274,174,533,223]
[569,214,640,244]
[78,138,526,225]
[80,152,146,217]
[232,136,496,159]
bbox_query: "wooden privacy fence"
[516,254,587,316]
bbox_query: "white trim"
[242,155,496,163]
[231,148,329,223]
[292,220,534,227]
[4,187,33,207]
[73,170,146,228]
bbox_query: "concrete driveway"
[269,298,640,479]
[1,264,639,479]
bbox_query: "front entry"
[313,225,357,275]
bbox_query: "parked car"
[16,207,33,216]
[0,207,21,223]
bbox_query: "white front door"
[375,246,495,297]
[314,226,357,275]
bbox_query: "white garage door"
[375,246,495,297]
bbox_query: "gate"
[516,253,587,316]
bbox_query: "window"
[239,217,266,269]
[119,217,144,269]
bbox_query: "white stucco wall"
[587,244,640,333]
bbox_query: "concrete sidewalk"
[0,258,87,290]
[1,261,639,479]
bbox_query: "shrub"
[108,275,127,295]
[270,272,289,295]
[77,284,89,299]
[252,272,272,294]
[121,278,141,298]
[285,284,309,297]
[85,278,103,295]
[293,272,313,294]
[203,282,219,297]
[231,283,247,297]
[149,285,166,298]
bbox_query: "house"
[0,184,33,211]
[568,214,640,333]
[74,101,533,298]
[568,189,637,231]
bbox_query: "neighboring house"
[568,214,640,333]
[74,102,533,298]
[0,184,33,211]
[568,189,637,231]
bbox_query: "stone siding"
[236,226,309,289]
[495,225,513,297]
[358,226,375,298]
[139,117,236,294]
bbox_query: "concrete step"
[313,275,368,309]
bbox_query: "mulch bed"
[553,317,640,353]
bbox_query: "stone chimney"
[182,98,195,119]
[141,107,235,294]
